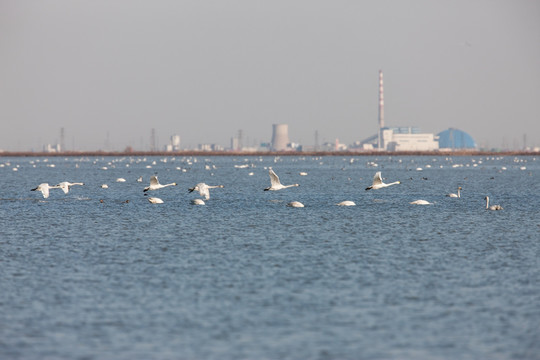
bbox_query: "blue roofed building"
[437,128,477,150]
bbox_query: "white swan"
[485,196,503,210]
[264,169,299,191]
[101,184,109,189]
[365,171,401,190]
[410,199,431,205]
[137,176,143,183]
[188,183,224,200]
[31,183,61,198]
[336,201,356,206]
[116,178,126,182]
[446,186,462,198]
[147,197,164,204]
[287,201,304,208]
[56,181,84,194]
[144,175,177,192]
[191,198,205,205]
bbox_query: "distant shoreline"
[1,150,539,157]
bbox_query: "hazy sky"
[1,0,539,151]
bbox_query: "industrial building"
[165,135,181,152]
[381,127,439,151]
[437,128,476,149]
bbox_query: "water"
[1,155,539,360]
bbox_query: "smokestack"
[271,124,290,151]
[378,70,385,149]
[379,70,384,129]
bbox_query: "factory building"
[381,127,439,151]
[165,135,181,152]
[437,128,476,149]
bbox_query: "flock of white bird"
[30,168,503,210]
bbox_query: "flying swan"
[31,183,61,199]
[56,181,84,194]
[264,169,299,191]
[144,175,177,192]
[365,171,401,190]
[188,183,224,200]
[485,196,503,210]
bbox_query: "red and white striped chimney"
[378,70,384,129]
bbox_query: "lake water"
[0,155,539,360]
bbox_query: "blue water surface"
[0,155,539,360]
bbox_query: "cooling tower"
[271,124,290,151]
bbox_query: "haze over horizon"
[1,1,539,152]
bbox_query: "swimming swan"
[336,201,356,206]
[191,198,206,205]
[188,183,224,200]
[56,181,84,194]
[485,196,503,210]
[287,201,304,208]
[144,175,177,192]
[365,171,401,190]
[446,187,462,198]
[264,169,299,191]
[147,197,164,204]
[410,199,431,205]
[31,183,61,198]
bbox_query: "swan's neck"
[485,197,489,209]
[457,188,460,197]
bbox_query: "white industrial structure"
[44,143,61,153]
[165,135,181,152]
[271,124,290,151]
[381,127,439,151]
